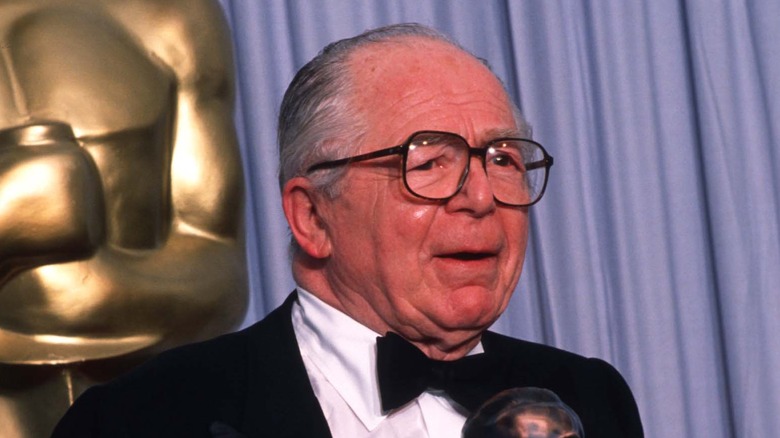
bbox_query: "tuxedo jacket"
[52,292,643,437]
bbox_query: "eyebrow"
[482,127,527,141]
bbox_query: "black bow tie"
[376,332,504,413]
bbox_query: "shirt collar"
[292,287,485,431]
[294,287,386,429]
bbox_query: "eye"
[491,154,513,167]
[408,158,436,172]
[407,144,460,173]
[489,149,524,171]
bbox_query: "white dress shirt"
[291,288,483,438]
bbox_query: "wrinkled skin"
[286,38,529,359]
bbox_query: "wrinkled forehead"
[348,37,507,101]
[345,38,518,145]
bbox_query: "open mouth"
[441,252,495,261]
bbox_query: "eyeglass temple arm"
[525,155,554,171]
[306,145,405,173]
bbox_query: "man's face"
[317,39,529,355]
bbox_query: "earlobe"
[282,177,332,259]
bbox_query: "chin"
[436,290,505,332]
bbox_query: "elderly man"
[53,24,643,437]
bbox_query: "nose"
[444,155,496,216]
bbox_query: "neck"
[294,263,485,361]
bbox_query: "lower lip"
[434,255,497,269]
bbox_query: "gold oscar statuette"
[0,1,248,436]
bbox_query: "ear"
[282,177,332,259]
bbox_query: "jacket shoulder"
[482,331,644,437]
[52,297,297,437]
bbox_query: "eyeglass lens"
[404,132,547,206]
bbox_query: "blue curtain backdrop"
[217,1,779,437]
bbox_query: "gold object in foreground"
[0,0,248,436]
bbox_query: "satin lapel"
[241,292,332,438]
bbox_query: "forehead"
[347,38,517,144]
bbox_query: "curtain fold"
[219,1,779,436]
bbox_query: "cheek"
[332,180,437,284]
[509,214,529,250]
[377,203,437,272]
[502,211,530,282]
[368,204,441,312]
[372,182,437,249]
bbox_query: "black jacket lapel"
[241,292,332,437]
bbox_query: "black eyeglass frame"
[305,130,554,207]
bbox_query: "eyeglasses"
[306,130,554,207]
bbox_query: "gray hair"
[277,23,467,197]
